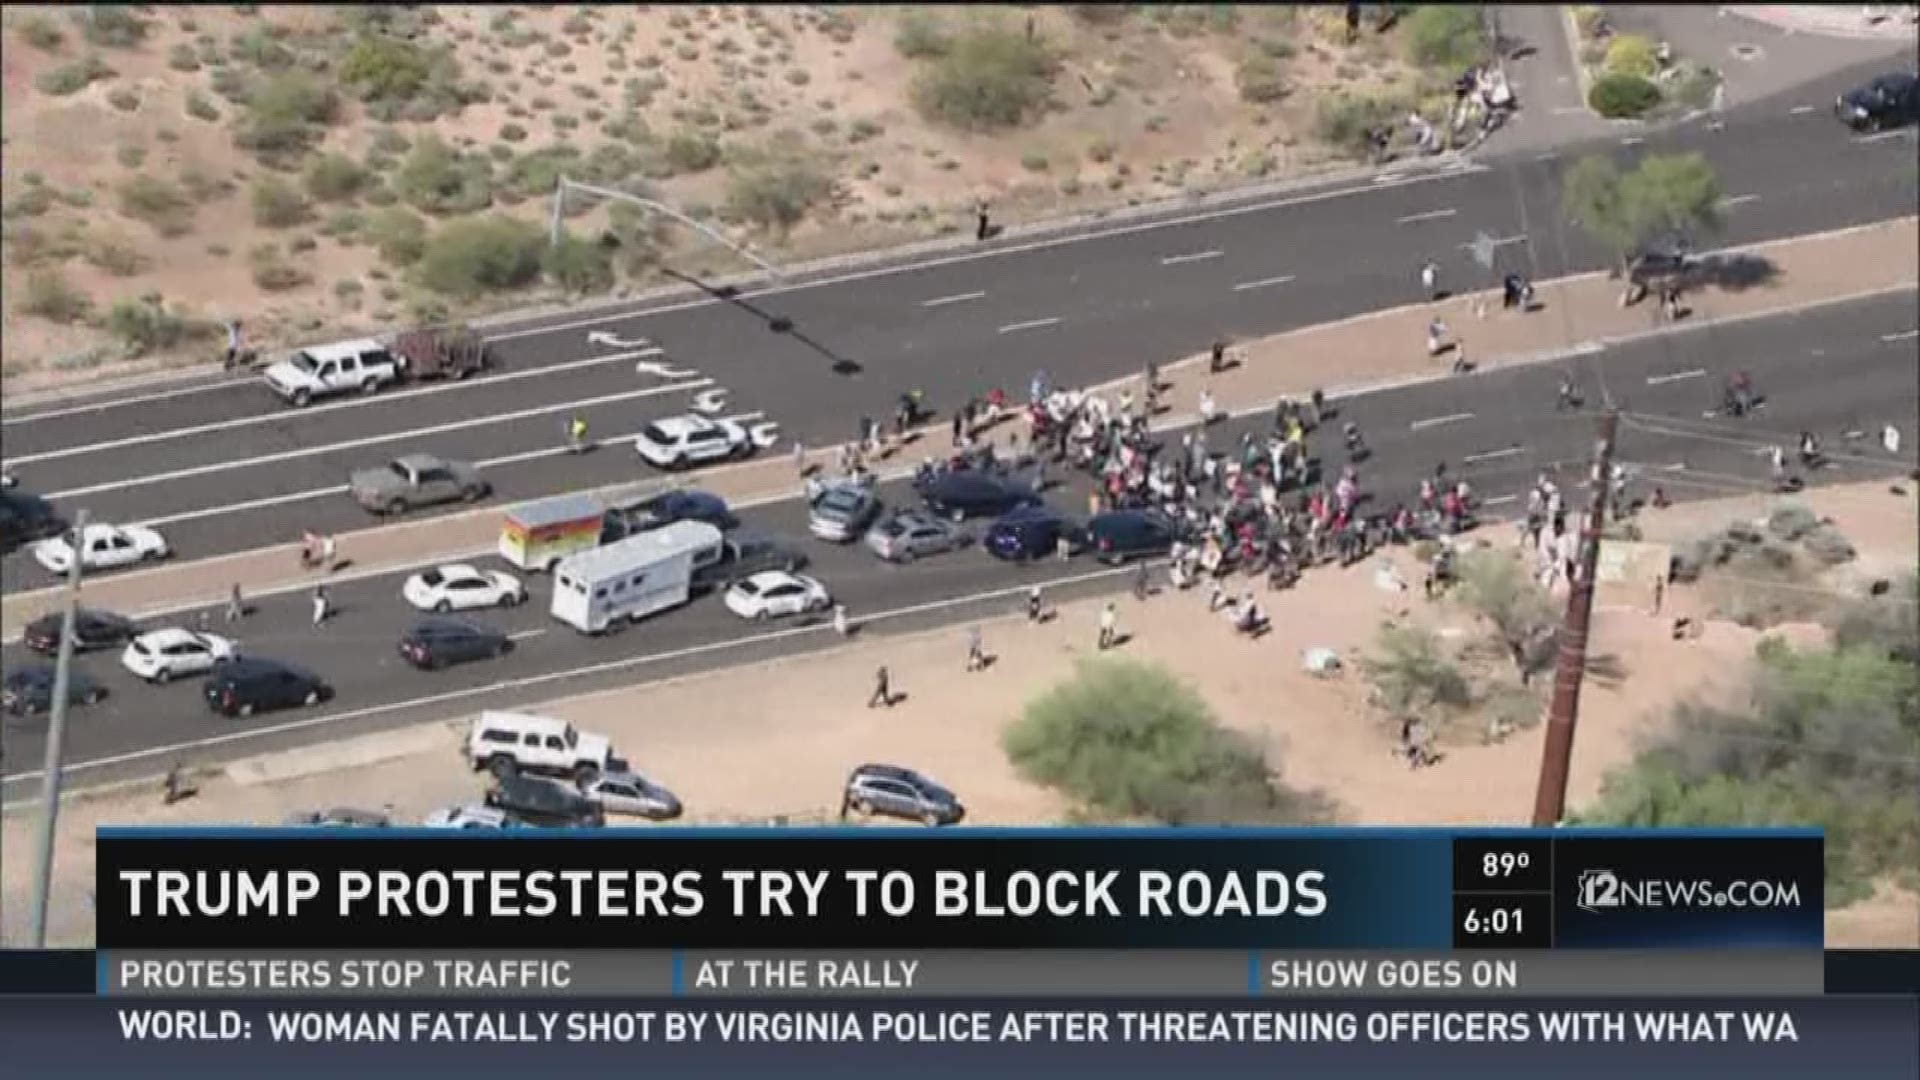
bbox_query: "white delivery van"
[550,520,724,634]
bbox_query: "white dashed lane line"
[1233,275,1296,292]
[1463,446,1525,464]
[1160,250,1224,266]
[1646,369,1709,385]
[1395,208,1458,225]
[1409,412,1474,431]
[998,317,1062,335]
[1880,329,1918,343]
[1789,105,1816,115]
[920,291,986,308]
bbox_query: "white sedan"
[723,570,830,621]
[121,628,237,684]
[34,523,169,575]
[402,564,526,612]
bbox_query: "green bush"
[499,122,529,143]
[1315,89,1406,153]
[304,154,368,203]
[893,11,950,59]
[1003,658,1330,824]
[362,206,428,266]
[16,270,93,323]
[499,146,581,200]
[665,130,722,173]
[414,214,544,297]
[184,89,220,122]
[910,25,1057,130]
[1603,33,1659,79]
[106,297,196,357]
[168,41,200,72]
[340,34,433,102]
[73,5,148,49]
[105,86,140,111]
[395,136,493,215]
[725,151,831,232]
[235,71,338,155]
[250,176,311,228]
[1362,623,1472,722]
[249,246,310,292]
[543,233,614,294]
[116,176,197,237]
[228,24,292,68]
[17,15,64,51]
[1588,72,1661,119]
[84,234,147,276]
[1236,53,1287,104]
[35,55,114,96]
[1403,4,1485,70]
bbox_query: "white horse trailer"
[549,520,724,634]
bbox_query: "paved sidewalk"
[5,218,1913,638]
[1725,5,1920,40]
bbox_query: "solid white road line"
[1160,250,1224,266]
[999,317,1062,334]
[1396,208,1458,225]
[1458,234,1527,250]
[1856,129,1909,144]
[43,379,711,501]
[1409,412,1474,430]
[1463,446,1525,464]
[1621,136,1645,146]
[0,562,1142,789]
[3,348,665,465]
[1880,329,1918,343]
[507,629,547,641]
[921,290,986,308]
[1789,105,1816,115]
[1232,274,1296,291]
[1645,368,1709,385]
[1719,194,1761,209]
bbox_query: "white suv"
[634,415,750,469]
[263,338,403,406]
[463,709,614,780]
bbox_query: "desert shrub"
[1005,658,1329,824]
[1588,72,1661,119]
[414,214,544,297]
[168,41,200,72]
[304,154,367,203]
[543,233,614,294]
[340,34,433,103]
[1236,52,1288,104]
[499,145,582,200]
[499,122,528,143]
[16,270,93,323]
[1402,4,1485,70]
[105,86,140,111]
[601,201,666,275]
[725,149,831,232]
[3,183,56,219]
[1603,33,1659,79]
[35,55,113,96]
[893,11,950,59]
[1454,549,1558,675]
[184,89,220,122]
[319,207,365,240]
[910,24,1056,130]
[116,176,196,237]
[73,5,148,49]
[250,176,311,228]
[1829,575,1919,664]
[1363,623,1472,722]
[1766,505,1820,542]
[84,234,148,276]
[1801,525,1856,566]
[1315,89,1406,152]
[235,71,338,156]
[106,297,197,356]
[17,14,63,50]
[1668,60,1721,111]
[665,130,722,173]
[1020,152,1049,171]
[395,136,493,215]
[228,24,292,68]
[249,245,310,291]
[362,206,428,266]
[1705,544,1832,629]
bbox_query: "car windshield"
[819,489,864,514]
[734,579,763,596]
[922,783,955,803]
[288,351,319,373]
[386,461,411,480]
[419,570,444,587]
[640,423,672,444]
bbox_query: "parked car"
[24,608,137,655]
[1836,70,1919,132]
[203,658,332,718]
[915,470,1040,522]
[391,325,491,381]
[403,564,526,612]
[283,807,394,828]
[842,763,964,827]
[984,505,1085,562]
[485,774,606,828]
[0,490,64,554]
[579,768,683,819]
[865,507,969,563]
[634,415,752,469]
[724,570,831,621]
[609,489,738,534]
[421,804,525,830]
[350,454,489,515]
[121,628,238,684]
[1084,510,1177,565]
[691,532,810,591]
[398,617,514,671]
[33,522,169,575]
[263,338,403,407]
[3,664,107,717]
[808,480,883,542]
[463,710,615,780]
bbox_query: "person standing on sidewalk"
[975,200,992,242]
[868,665,893,708]
[1426,317,1449,357]
[1027,585,1044,623]
[1097,602,1119,651]
[965,627,987,673]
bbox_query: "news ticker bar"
[93,951,1828,998]
[94,828,1825,950]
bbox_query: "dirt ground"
[5,479,1913,948]
[2,4,1435,391]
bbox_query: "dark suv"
[692,532,810,591]
[3,664,107,717]
[203,658,332,718]
[1083,510,1177,565]
[915,470,1040,522]
[841,763,964,826]
[609,489,737,536]
[398,617,512,671]
[984,505,1085,562]
[486,774,606,828]
[1836,71,1919,132]
[0,490,64,554]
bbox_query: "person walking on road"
[566,415,589,454]
[833,604,850,637]
[1097,602,1119,651]
[1420,260,1439,302]
[1883,423,1902,455]
[965,627,988,673]
[868,665,893,708]
[225,583,245,623]
[311,585,331,627]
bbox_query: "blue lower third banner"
[1,997,1912,1079]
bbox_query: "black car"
[3,664,107,717]
[1084,510,1177,565]
[0,490,64,554]
[1836,71,1919,132]
[398,617,513,671]
[22,608,137,655]
[692,532,810,590]
[984,505,1085,562]
[915,470,1041,522]
[203,658,332,718]
[485,774,605,828]
[609,489,737,536]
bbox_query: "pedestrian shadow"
[970,654,999,672]
[1587,653,1629,688]
[1682,253,1779,294]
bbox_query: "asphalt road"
[5,293,1912,800]
[1,58,1915,595]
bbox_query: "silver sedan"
[864,508,969,563]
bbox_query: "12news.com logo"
[1575,869,1805,913]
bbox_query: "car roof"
[394,452,450,471]
[740,569,798,587]
[650,415,717,437]
[136,627,204,646]
[299,339,386,362]
[852,762,925,782]
[429,563,486,580]
[411,616,492,635]
[217,657,300,679]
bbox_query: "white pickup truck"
[262,337,405,406]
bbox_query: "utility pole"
[548,177,783,280]
[27,508,88,946]
[1531,412,1620,827]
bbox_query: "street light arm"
[552,177,783,280]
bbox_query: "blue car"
[984,505,1084,562]
[610,489,737,535]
